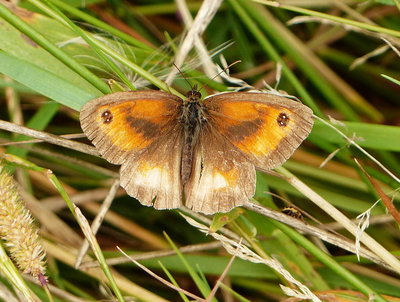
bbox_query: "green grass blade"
[227,0,323,117]
[0,51,100,110]
[31,0,136,91]
[271,221,388,302]
[0,2,109,94]
[381,74,400,86]
[47,0,154,51]
[237,0,368,121]
[310,120,400,152]
[164,233,216,301]
[255,0,400,38]
[159,261,191,302]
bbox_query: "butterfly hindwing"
[120,123,184,209]
[185,124,256,214]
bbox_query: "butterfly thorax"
[181,89,205,185]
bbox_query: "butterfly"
[80,88,313,214]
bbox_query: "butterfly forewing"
[80,90,184,209]
[203,92,313,171]
[80,91,183,164]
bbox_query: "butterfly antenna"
[173,60,241,94]
[212,60,241,81]
[196,60,241,93]
[173,63,194,91]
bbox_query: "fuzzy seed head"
[0,164,47,280]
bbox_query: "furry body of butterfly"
[80,89,313,214]
[181,89,205,187]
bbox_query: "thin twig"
[117,247,206,302]
[41,187,123,211]
[0,133,86,146]
[75,179,120,268]
[0,120,98,156]
[80,241,222,269]
[205,240,240,302]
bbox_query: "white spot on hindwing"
[212,172,229,189]
[135,167,171,190]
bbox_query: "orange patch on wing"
[208,100,294,156]
[95,99,179,152]
[217,101,268,120]
[236,106,293,155]
[210,166,240,190]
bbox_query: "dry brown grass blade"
[27,161,168,250]
[355,159,400,224]
[165,0,223,84]
[175,0,219,80]
[75,178,120,268]
[83,201,169,249]
[0,133,86,146]
[182,214,321,302]
[40,187,123,211]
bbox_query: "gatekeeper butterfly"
[80,88,313,214]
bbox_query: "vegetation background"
[0,0,400,301]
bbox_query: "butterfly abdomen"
[181,99,205,186]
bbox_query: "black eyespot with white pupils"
[277,112,290,127]
[101,110,113,124]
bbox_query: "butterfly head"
[186,85,202,103]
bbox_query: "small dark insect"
[281,207,303,219]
